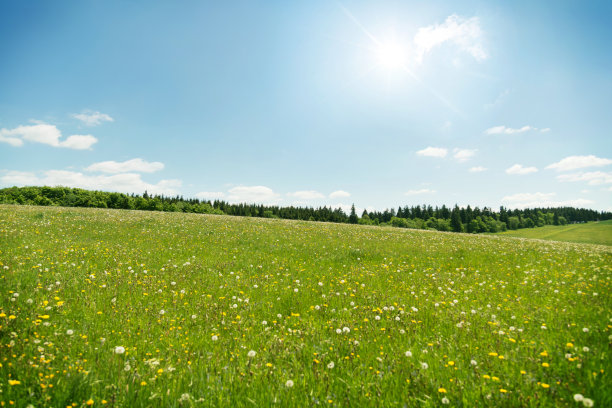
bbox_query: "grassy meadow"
[497,220,612,246]
[1,205,611,407]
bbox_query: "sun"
[375,40,408,71]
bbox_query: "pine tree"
[349,204,358,224]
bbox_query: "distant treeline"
[1,186,610,234]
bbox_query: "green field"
[1,205,610,407]
[497,220,612,246]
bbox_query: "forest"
[1,185,610,234]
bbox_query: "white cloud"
[557,171,612,185]
[545,155,612,172]
[86,158,165,174]
[469,166,487,173]
[227,185,281,204]
[195,191,226,200]
[405,189,436,195]
[329,190,351,198]
[414,14,486,63]
[540,128,551,133]
[417,146,448,158]
[506,164,538,175]
[59,135,98,150]
[0,170,181,195]
[453,148,477,162]
[72,111,114,126]
[484,125,534,135]
[0,123,98,150]
[287,190,325,200]
[501,192,593,209]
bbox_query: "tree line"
[1,186,610,234]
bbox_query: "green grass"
[497,220,612,246]
[1,205,611,407]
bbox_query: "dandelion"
[583,328,589,333]
[66,329,74,335]
[191,314,197,319]
[285,380,294,388]
[86,399,94,406]
[159,309,165,315]
[248,350,257,358]
[262,320,268,325]
[8,380,21,385]
[420,362,429,369]
[470,360,478,366]
[114,346,125,354]
[583,347,590,352]
[574,394,584,402]
[211,335,218,341]
[327,361,335,369]
[441,397,449,404]
[336,329,342,334]
[405,351,412,357]
[342,327,350,333]
[583,398,594,407]
[438,388,447,393]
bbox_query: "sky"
[1,0,611,213]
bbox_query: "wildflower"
[191,314,197,319]
[336,329,342,334]
[87,399,94,406]
[441,397,450,404]
[583,328,589,333]
[211,335,218,341]
[8,380,21,385]
[262,321,267,325]
[114,346,126,355]
[405,351,412,357]
[420,362,429,369]
[566,342,574,348]
[285,380,294,388]
[66,329,74,335]
[159,309,165,315]
[574,394,584,402]
[438,388,447,393]
[342,327,350,333]
[470,360,478,366]
[248,350,257,358]
[541,383,550,389]
[583,398,594,407]
[327,361,335,369]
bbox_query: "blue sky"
[1,0,611,212]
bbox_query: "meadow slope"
[1,205,610,407]
[497,220,612,246]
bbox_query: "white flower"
[13,293,19,298]
[336,329,342,334]
[66,329,74,336]
[285,380,294,388]
[327,361,335,369]
[470,359,478,366]
[171,281,176,286]
[26,298,33,304]
[211,335,218,341]
[583,347,590,352]
[342,327,350,333]
[114,346,125,354]
[318,282,323,286]
[315,305,320,310]
[159,309,165,315]
[405,351,412,357]
[277,314,282,318]
[399,329,406,334]
[253,284,258,288]
[583,328,589,333]
[442,397,450,405]
[420,362,429,369]
[354,340,359,346]
[248,350,257,358]
[574,394,584,402]
[583,398,594,407]
[294,288,299,293]
[375,315,381,321]
[191,314,197,319]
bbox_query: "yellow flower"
[86,400,94,406]
[520,370,526,375]
[8,380,21,386]
[566,342,573,348]
[157,368,163,374]
[8,315,16,320]
[488,352,498,357]
[542,362,549,367]
[541,383,550,389]
[500,389,508,393]
[438,388,447,393]
[140,381,147,386]
[483,375,491,380]
[448,361,455,366]
[539,351,548,357]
